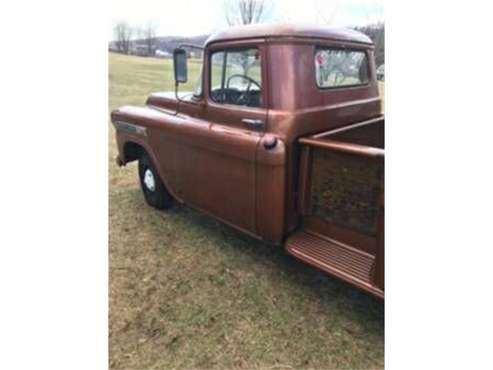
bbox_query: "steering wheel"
[226,74,261,106]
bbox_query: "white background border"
[1,1,492,369]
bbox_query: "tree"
[352,1,384,66]
[142,21,158,56]
[354,23,385,66]
[113,22,133,54]
[223,0,270,26]
[313,0,340,25]
[314,0,384,66]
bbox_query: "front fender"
[111,105,184,203]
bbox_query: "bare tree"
[113,22,133,54]
[223,0,270,26]
[142,21,159,56]
[313,0,340,25]
[314,0,384,66]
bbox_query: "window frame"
[314,46,371,90]
[208,46,264,108]
[192,63,204,98]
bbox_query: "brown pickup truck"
[111,24,384,299]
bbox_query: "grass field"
[109,52,384,369]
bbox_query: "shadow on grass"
[177,206,382,326]
[111,187,383,332]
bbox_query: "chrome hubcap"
[143,169,156,191]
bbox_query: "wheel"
[138,152,172,209]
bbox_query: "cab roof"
[205,23,373,46]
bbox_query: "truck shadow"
[110,188,383,341]
[166,202,384,329]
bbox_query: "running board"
[286,231,384,299]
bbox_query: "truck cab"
[111,24,384,299]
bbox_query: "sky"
[109,0,383,40]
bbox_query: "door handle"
[241,118,264,129]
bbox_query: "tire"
[138,152,172,210]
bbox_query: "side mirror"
[173,48,187,83]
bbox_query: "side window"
[209,48,262,108]
[210,51,225,91]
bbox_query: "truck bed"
[286,116,385,298]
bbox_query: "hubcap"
[143,169,156,191]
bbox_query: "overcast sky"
[110,0,383,39]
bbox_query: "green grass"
[109,52,384,369]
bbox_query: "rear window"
[315,48,369,88]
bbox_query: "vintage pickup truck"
[111,24,384,299]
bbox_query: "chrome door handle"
[241,118,264,129]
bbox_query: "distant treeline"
[111,23,384,66]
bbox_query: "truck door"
[176,45,267,237]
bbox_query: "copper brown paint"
[111,24,384,299]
